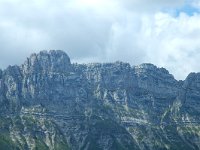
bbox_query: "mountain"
[0,50,200,150]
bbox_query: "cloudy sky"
[0,0,200,80]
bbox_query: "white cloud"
[0,0,200,80]
[127,12,200,79]
[117,0,185,11]
[191,0,200,8]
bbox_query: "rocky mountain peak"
[135,63,157,70]
[134,63,173,78]
[1,50,200,150]
[0,69,2,79]
[183,72,200,90]
[132,63,178,97]
[21,50,71,74]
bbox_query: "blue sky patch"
[175,4,200,16]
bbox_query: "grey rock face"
[134,63,179,97]
[181,73,200,116]
[22,50,72,74]
[1,50,200,150]
[0,69,2,79]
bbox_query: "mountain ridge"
[0,50,200,150]
[2,50,189,81]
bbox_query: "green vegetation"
[55,141,70,150]
[35,139,49,150]
[0,134,19,150]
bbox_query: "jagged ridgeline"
[0,50,200,150]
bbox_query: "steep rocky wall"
[0,50,200,150]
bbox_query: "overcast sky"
[0,0,200,80]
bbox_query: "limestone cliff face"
[134,63,179,96]
[1,50,200,150]
[22,50,72,74]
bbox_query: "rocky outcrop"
[180,73,200,117]
[134,63,179,97]
[22,50,72,74]
[0,50,200,150]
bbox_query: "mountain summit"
[0,50,200,150]
[22,50,72,74]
